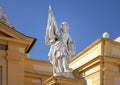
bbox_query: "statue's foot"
[53,73,62,76]
[64,69,71,72]
[64,68,72,72]
[53,73,57,76]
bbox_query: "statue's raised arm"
[45,6,59,45]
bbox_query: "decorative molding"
[114,77,120,85]
[86,79,92,85]
[19,48,25,53]
[112,48,120,57]
[32,79,41,84]
[85,68,96,76]
[33,64,52,72]
[114,37,120,42]
[114,66,120,72]
[70,48,99,70]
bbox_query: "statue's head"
[60,22,69,32]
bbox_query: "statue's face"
[63,24,67,29]
[61,22,69,32]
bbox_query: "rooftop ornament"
[0,8,15,28]
[103,32,109,38]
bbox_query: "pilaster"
[7,48,26,85]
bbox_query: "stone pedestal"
[42,76,80,85]
[54,71,74,78]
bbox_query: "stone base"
[54,72,74,78]
[42,76,80,85]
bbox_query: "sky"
[0,0,120,61]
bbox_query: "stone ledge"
[42,76,80,85]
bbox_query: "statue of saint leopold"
[45,6,75,77]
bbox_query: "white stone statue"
[45,6,75,77]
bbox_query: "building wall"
[80,64,101,85]
[0,40,53,85]
[103,57,120,85]
[70,38,120,85]
[0,50,7,85]
[24,58,52,85]
[102,39,120,85]
[70,38,103,70]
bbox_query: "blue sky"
[0,0,120,60]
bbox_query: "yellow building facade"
[0,19,120,85]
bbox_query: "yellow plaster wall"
[70,39,103,70]
[0,50,7,85]
[103,56,120,85]
[81,71,100,85]
[24,58,52,85]
[103,39,120,58]
[79,63,101,85]
[7,42,26,85]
